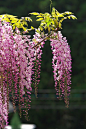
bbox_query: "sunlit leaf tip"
[29,12,39,15]
[36,18,43,21]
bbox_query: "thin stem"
[50,0,52,13]
[32,27,60,48]
[32,32,53,48]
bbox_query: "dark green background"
[0,0,86,129]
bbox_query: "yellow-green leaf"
[36,18,43,21]
[36,15,43,17]
[60,17,67,23]
[48,27,50,32]
[39,26,43,31]
[36,29,40,33]
[31,26,34,29]
[12,24,16,30]
[52,7,55,16]
[22,27,27,31]
[25,17,32,21]
[67,16,71,19]
[30,12,39,15]
[40,22,46,26]
[10,18,18,23]
[51,20,54,25]
[58,14,64,17]
[56,10,61,16]
[70,15,77,19]
[59,22,62,29]
[2,18,10,22]
[5,14,17,18]
[64,11,73,15]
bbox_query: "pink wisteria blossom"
[0,20,35,128]
[50,31,72,107]
[0,18,72,128]
[32,32,45,97]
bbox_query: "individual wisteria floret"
[0,19,34,128]
[50,31,72,107]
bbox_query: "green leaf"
[2,18,10,22]
[52,7,55,16]
[39,26,43,31]
[59,22,62,29]
[30,12,39,15]
[47,21,52,26]
[36,18,43,21]
[45,18,49,23]
[64,11,73,15]
[67,16,71,19]
[70,15,77,19]
[58,14,64,18]
[31,26,34,29]
[36,15,43,17]
[24,17,32,21]
[56,10,61,16]
[48,27,50,32]
[60,17,67,23]
[22,27,27,31]
[12,24,16,30]
[5,14,17,18]
[41,22,46,26]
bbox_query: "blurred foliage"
[1,0,86,129]
[10,112,21,129]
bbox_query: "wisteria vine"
[0,7,77,129]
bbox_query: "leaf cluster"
[0,14,32,31]
[30,7,77,33]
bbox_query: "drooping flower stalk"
[50,31,71,107]
[0,20,34,128]
[32,32,45,97]
[0,7,76,128]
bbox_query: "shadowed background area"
[0,0,86,129]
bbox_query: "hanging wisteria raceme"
[32,32,45,97]
[50,31,72,107]
[0,7,77,129]
[0,19,35,128]
[0,86,8,128]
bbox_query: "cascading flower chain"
[0,19,34,128]
[32,32,45,97]
[0,7,77,129]
[50,31,71,107]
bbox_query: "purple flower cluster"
[32,32,45,97]
[50,31,71,107]
[0,19,72,128]
[0,20,34,128]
